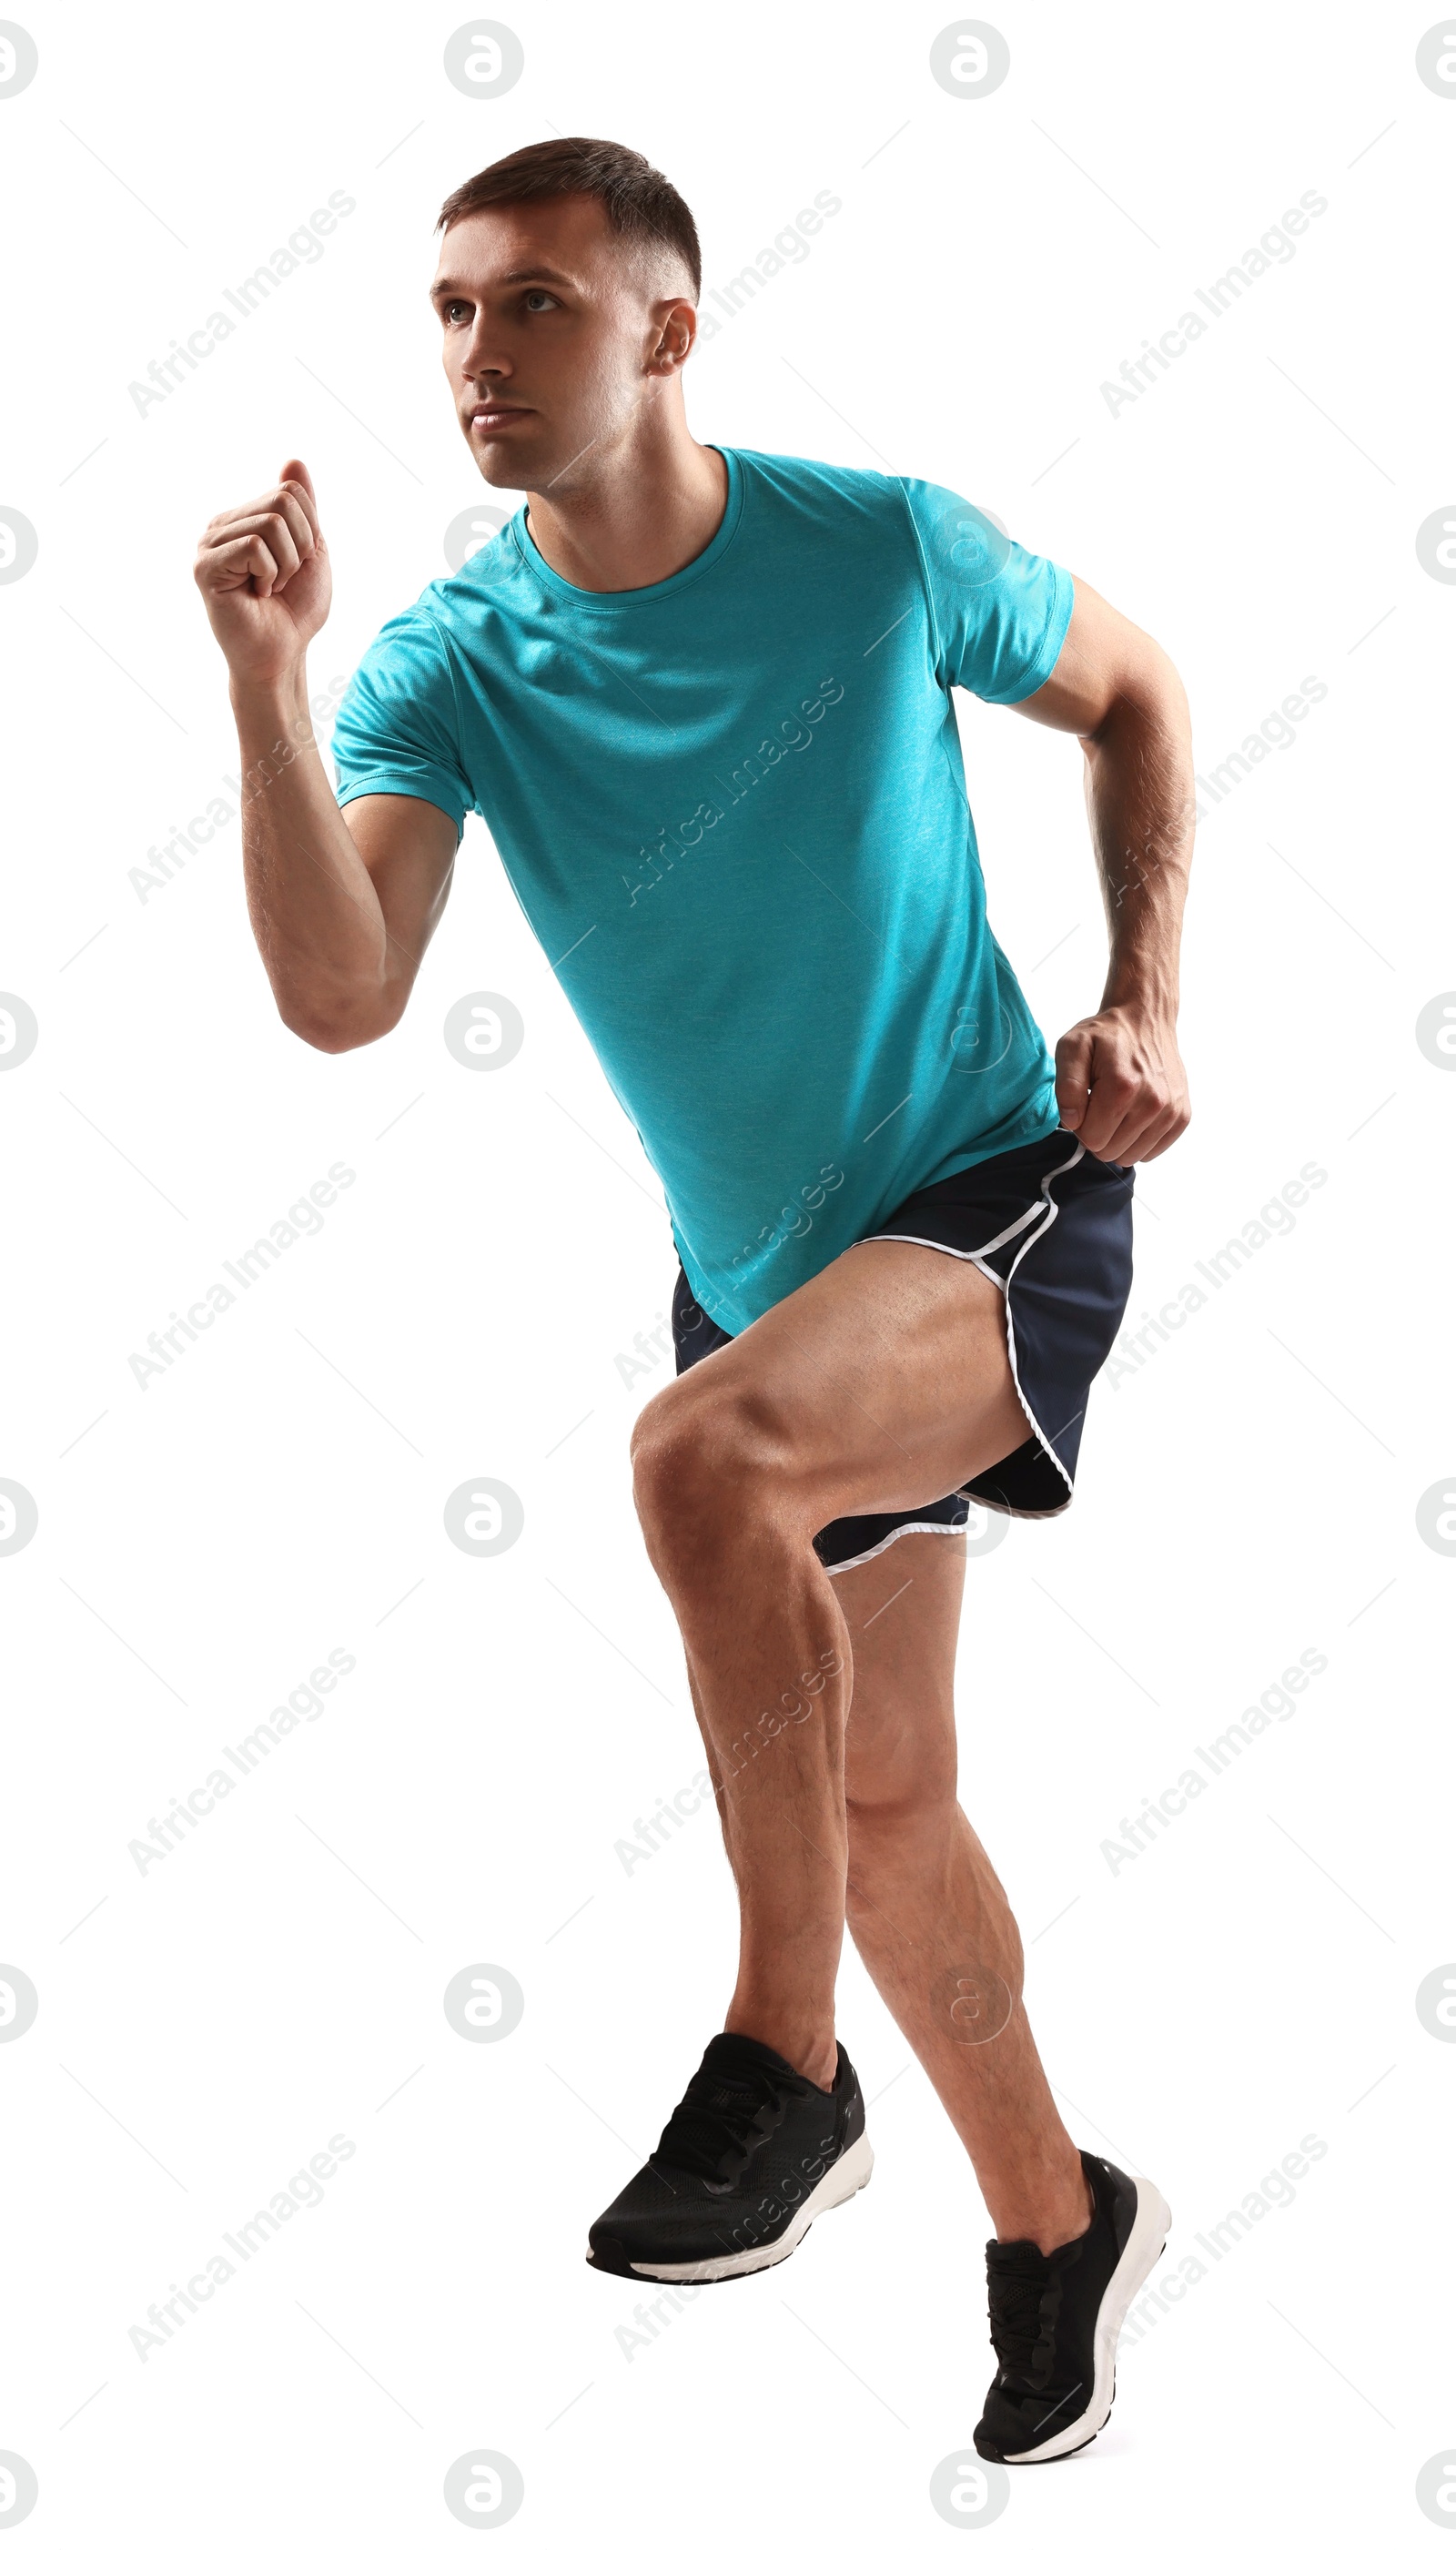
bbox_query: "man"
[194,137,1191,2465]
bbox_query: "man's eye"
[523,290,558,311]
[443,300,470,324]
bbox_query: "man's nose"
[460,328,509,384]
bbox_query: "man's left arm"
[1011,574,1194,1166]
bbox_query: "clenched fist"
[194,457,329,688]
[1054,1002,1190,1166]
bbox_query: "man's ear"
[649,299,697,373]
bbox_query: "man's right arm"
[195,457,459,1053]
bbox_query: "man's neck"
[522,430,728,594]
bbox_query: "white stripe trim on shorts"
[853,1190,1050,1275]
[822,1517,969,1575]
[852,1138,1087,1512]
[996,1139,1085,1500]
[855,1229,1007,1291]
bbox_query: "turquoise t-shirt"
[331,447,1072,1335]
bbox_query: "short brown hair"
[437,137,701,299]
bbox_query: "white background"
[2,2,1453,2541]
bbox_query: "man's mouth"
[470,403,532,433]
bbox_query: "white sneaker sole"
[1002,2174,1173,2464]
[618,2130,875,2284]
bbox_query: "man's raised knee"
[630,1380,795,1573]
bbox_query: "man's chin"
[468,433,541,492]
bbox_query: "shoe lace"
[986,2257,1065,2393]
[652,2056,815,2191]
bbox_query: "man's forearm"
[1079,666,1194,1018]
[230,671,397,1048]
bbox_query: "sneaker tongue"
[688,2037,800,2129]
[652,2035,807,2178]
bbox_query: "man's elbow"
[279,991,406,1054]
[1082,632,1188,755]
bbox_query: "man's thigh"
[656,1238,1031,1529]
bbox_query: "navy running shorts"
[671,1130,1135,1574]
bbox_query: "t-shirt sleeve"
[330,607,474,835]
[897,478,1074,705]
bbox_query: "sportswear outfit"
[332,446,1136,1563]
[333,448,1161,2454]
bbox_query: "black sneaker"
[974,2150,1171,2464]
[586,2032,872,2284]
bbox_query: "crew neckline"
[509,444,743,609]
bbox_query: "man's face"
[430,195,693,495]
